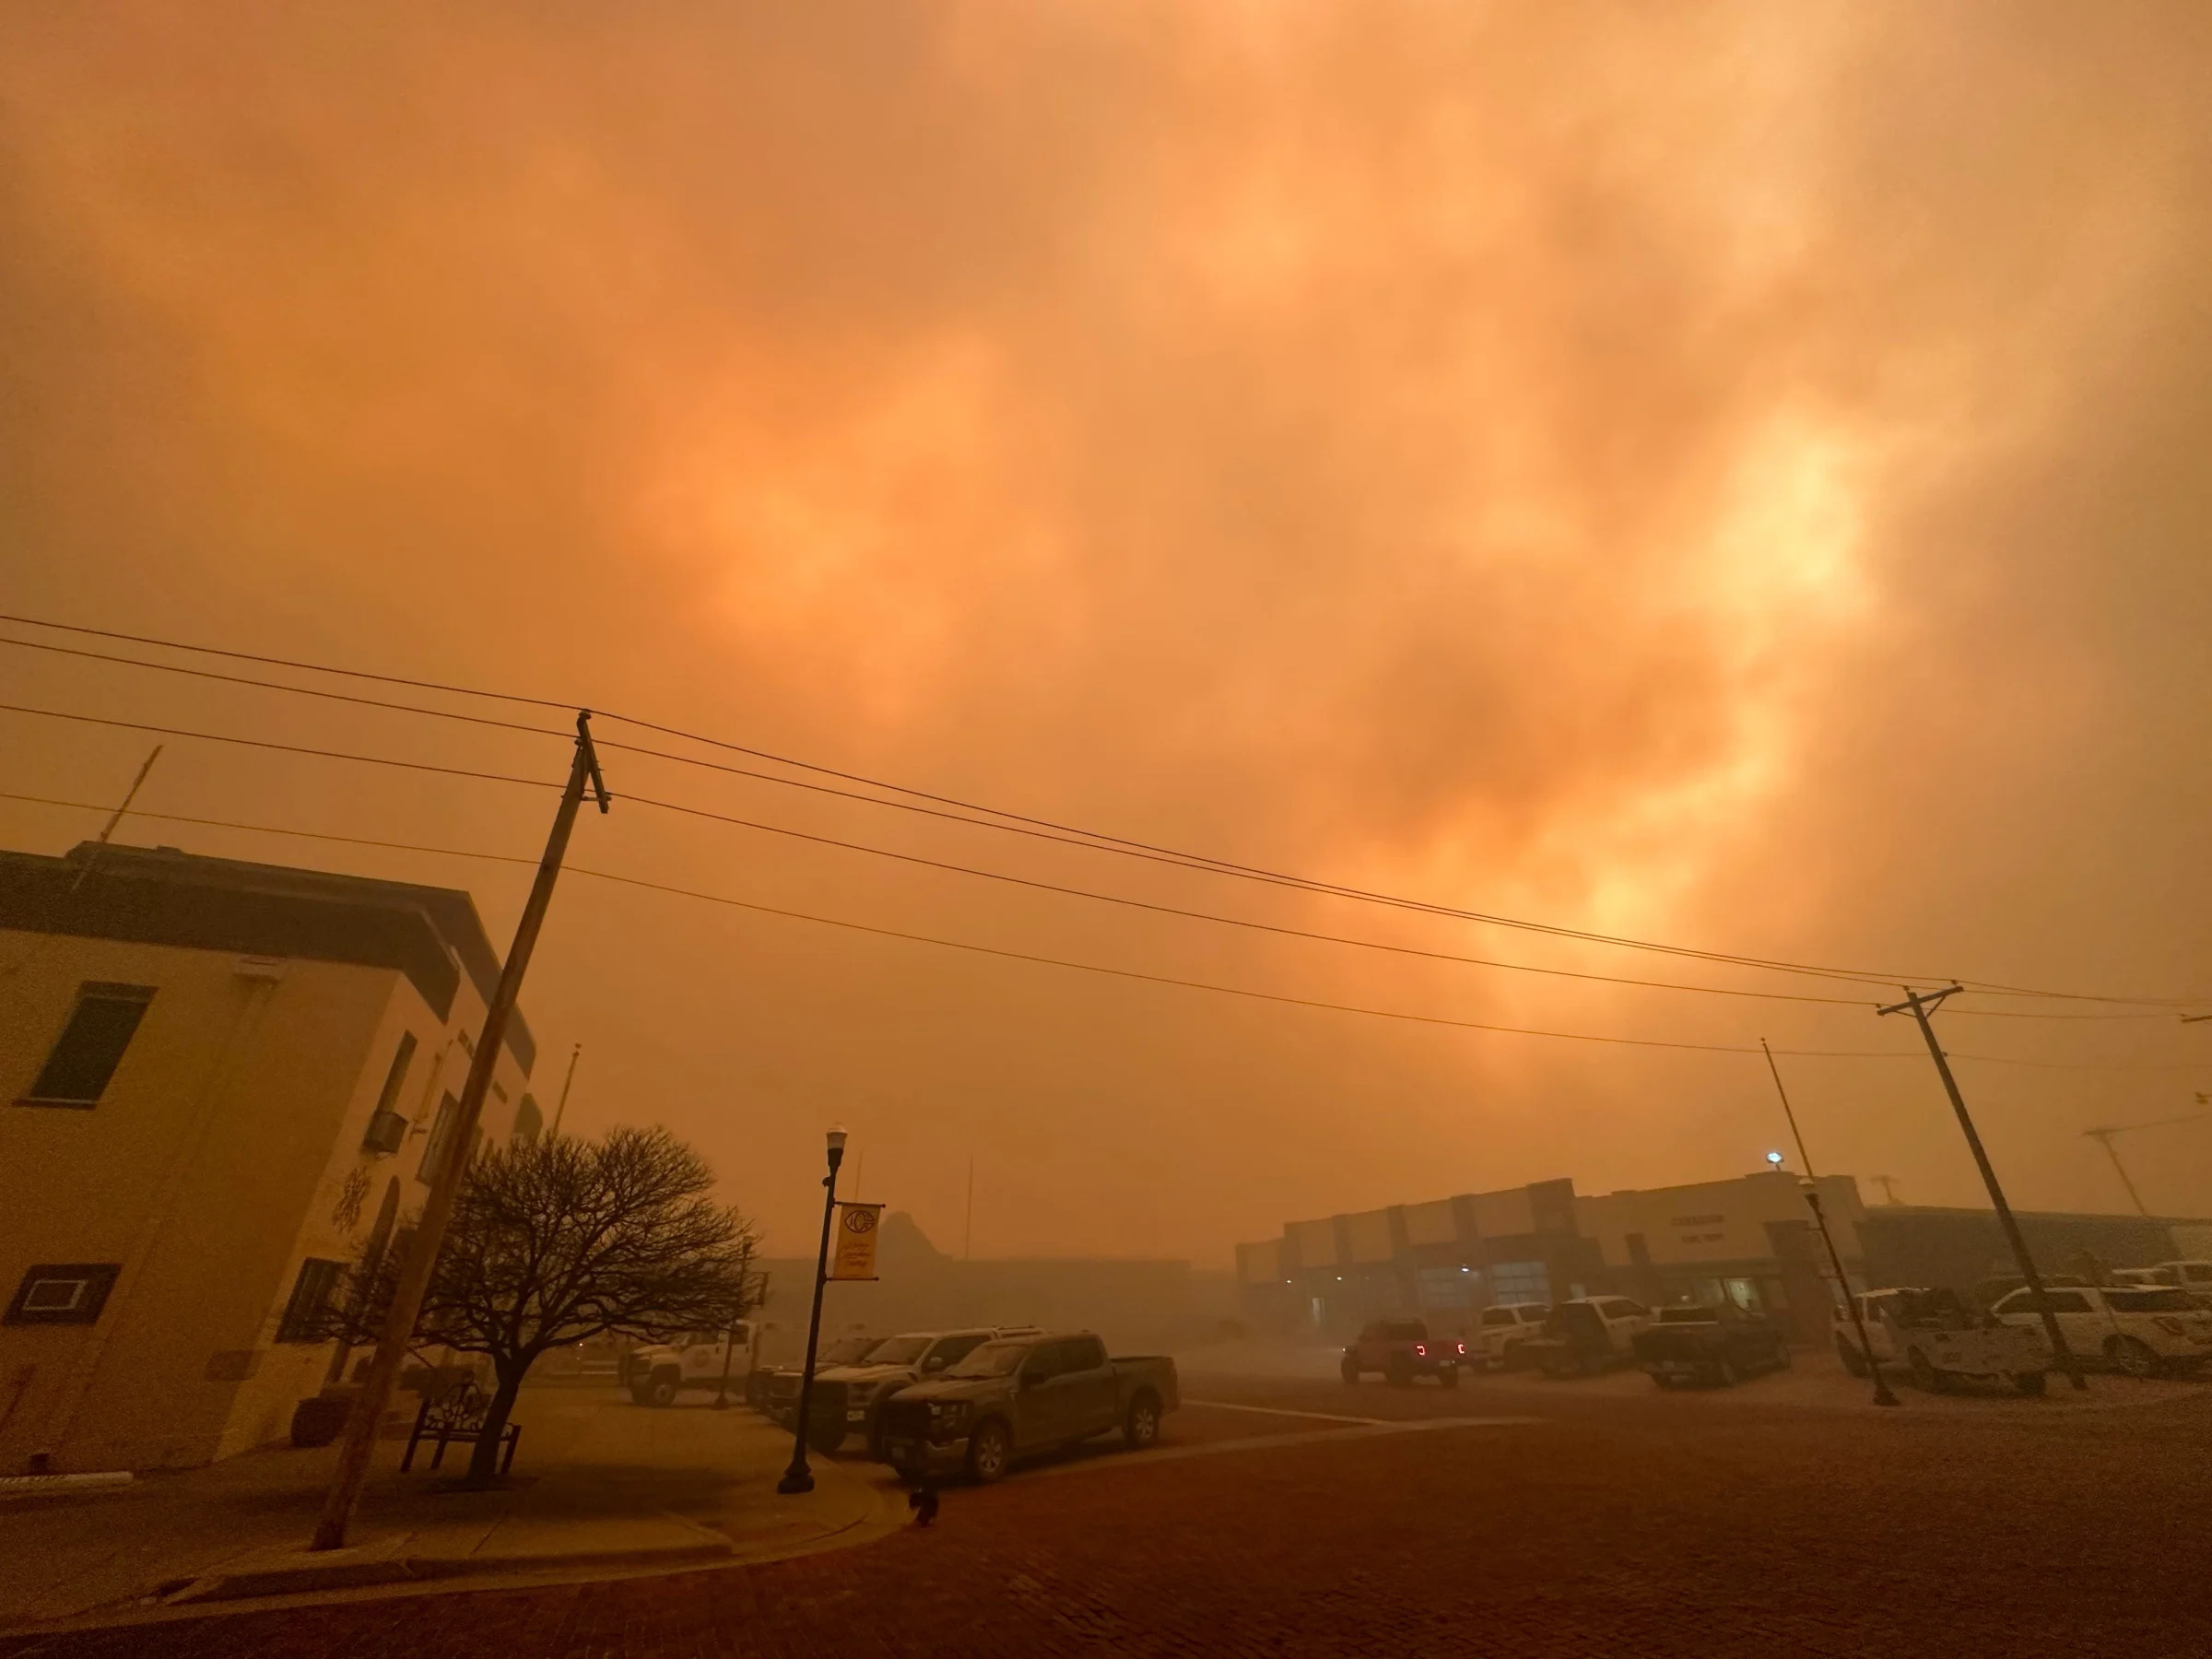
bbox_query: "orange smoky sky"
[3,3,2210,1263]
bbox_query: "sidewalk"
[0,1389,900,1632]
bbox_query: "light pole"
[1760,1040,1899,1407]
[777,1126,847,1496]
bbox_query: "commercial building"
[1236,1171,1867,1342]
[0,842,539,1473]
[1856,1205,2212,1294]
[748,1211,1217,1359]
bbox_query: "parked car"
[808,1327,1040,1454]
[1837,1288,2045,1394]
[1521,1297,1652,1378]
[759,1334,886,1424]
[2149,1261,2212,1304]
[880,1332,1180,1483]
[2109,1268,2167,1289]
[1340,1318,1464,1386]
[1991,1284,2212,1377]
[623,1322,765,1407]
[1469,1302,1552,1371]
[1632,1303,1792,1388]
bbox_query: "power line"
[0,786,1895,1059]
[5,689,2206,1026]
[5,618,2206,1010]
[0,701,562,794]
[2,791,2198,1072]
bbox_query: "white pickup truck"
[623,1324,766,1407]
[1835,1288,2045,1394]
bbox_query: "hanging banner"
[830,1202,884,1281]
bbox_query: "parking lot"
[10,1349,2209,1659]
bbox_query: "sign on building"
[830,1202,884,1281]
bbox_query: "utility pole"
[2080,1113,2206,1218]
[1760,1041,1897,1406]
[548,1042,582,1138]
[312,711,608,1550]
[1878,985,2084,1391]
[963,1154,975,1261]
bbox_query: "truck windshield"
[1657,1307,1718,1324]
[946,1341,1028,1379]
[865,1336,934,1365]
[821,1336,883,1364]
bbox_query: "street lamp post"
[777,1126,847,1495]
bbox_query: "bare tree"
[332,1125,759,1485]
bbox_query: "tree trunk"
[465,1359,527,1487]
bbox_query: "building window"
[276,1258,346,1343]
[1490,1260,1552,1306]
[5,1264,123,1324]
[418,1092,462,1185]
[22,983,155,1107]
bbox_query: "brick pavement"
[7,1374,2208,1658]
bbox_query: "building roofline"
[0,842,535,1073]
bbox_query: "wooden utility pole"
[1878,985,2084,1391]
[312,711,608,1550]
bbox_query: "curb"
[161,1539,735,1605]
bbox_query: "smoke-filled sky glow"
[5,3,2210,1261]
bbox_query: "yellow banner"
[830,1202,883,1281]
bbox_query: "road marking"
[1021,1414,1546,1482]
[1182,1400,1382,1425]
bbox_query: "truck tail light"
[1414,1344,1427,1356]
[1455,1342,1466,1356]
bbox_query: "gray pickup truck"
[877,1332,1179,1483]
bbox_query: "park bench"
[402,1379,521,1475]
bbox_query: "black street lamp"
[777,1125,847,1495]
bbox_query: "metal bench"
[402,1379,521,1475]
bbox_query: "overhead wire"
[2,687,2206,1027]
[2,788,2204,1071]
[4,616,2206,1012]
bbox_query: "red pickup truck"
[1341,1318,1464,1386]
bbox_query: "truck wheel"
[1124,1392,1162,1451]
[966,1418,1012,1483]
[2012,1371,2048,1395]
[1651,1372,1676,1390]
[1340,1357,1360,1384]
[645,1371,679,1408]
[1906,1347,1947,1394]
[1714,1357,1739,1388]
[1836,1337,1869,1378]
[2109,1335,2159,1379]
[865,1409,890,1461]
[1439,1365,1460,1390]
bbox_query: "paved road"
[7,1360,2207,1657]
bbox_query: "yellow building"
[0,841,539,1473]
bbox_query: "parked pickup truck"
[624,1322,765,1408]
[1631,1303,1792,1388]
[806,1327,1036,1455]
[1837,1288,2046,1394]
[759,1334,885,1423]
[1520,1297,1653,1379]
[880,1332,1179,1483]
